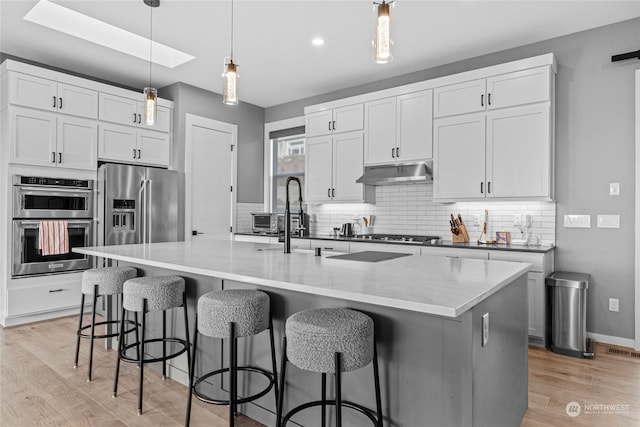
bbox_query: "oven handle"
[17,219,93,228]
[16,186,93,194]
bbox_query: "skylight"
[24,0,195,69]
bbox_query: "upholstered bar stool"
[74,266,137,382]
[113,275,191,416]
[185,289,278,427]
[277,308,383,427]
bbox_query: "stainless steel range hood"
[356,161,433,185]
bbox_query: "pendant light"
[373,0,393,64]
[143,0,158,125]
[222,0,238,105]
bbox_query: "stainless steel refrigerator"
[98,163,179,246]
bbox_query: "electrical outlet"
[474,215,481,227]
[609,298,619,312]
[513,214,522,227]
[524,214,532,228]
[482,313,489,346]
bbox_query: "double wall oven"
[12,175,94,277]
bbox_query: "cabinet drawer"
[8,279,82,317]
[486,67,550,110]
[348,242,421,255]
[310,240,349,253]
[489,251,548,272]
[421,247,490,259]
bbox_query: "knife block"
[452,224,470,243]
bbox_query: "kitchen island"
[76,239,531,427]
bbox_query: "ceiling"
[2,1,640,108]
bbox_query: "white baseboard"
[587,332,636,349]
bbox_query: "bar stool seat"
[277,308,383,427]
[74,266,137,381]
[113,275,190,416]
[186,289,278,427]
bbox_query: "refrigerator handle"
[138,179,147,244]
[147,179,152,243]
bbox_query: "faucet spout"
[284,177,303,254]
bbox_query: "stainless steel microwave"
[252,213,278,234]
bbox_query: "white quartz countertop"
[75,240,531,318]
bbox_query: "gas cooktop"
[351,234,440,244]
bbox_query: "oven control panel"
[15,175,93,188]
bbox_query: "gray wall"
[266,18,640,340]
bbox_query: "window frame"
[271,133,305,213]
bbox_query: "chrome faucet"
[284,177,305,253]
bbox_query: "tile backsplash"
[306,183,556,245]
[236,202,265,233]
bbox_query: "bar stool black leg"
[276,336,287,427]
[183,293,191,379]
[162,310,167,380]
[229,322,236,427]
[134,312,140,366]
[335,352,342,427]
[73,293,86,369]
[87,284,99,382]
[185,314,198,427]
[113,305,127,398]
[321,373,327,427]
[138,299,148,416]
[268,316,278,411]
[373,341,383,427]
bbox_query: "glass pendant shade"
[223,58,238,105]
[373,1,392,64]
[144,87,157,125]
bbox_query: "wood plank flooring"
[2,315,639,426]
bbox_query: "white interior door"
[185,114,237,240]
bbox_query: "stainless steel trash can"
[545,272,595,358]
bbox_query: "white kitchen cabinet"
[305,104,364,137]
[348,241,421,255]
[310,240,349,253]
[364,97,397,164]
[421,246,490,259]
[433,113,486,199]
[489,250,553,345]
[99,93,171,132]
[10,107,97,170]
[8,71,98,119]
[433,102,552,200]
[98,122,169,167]
[306,131,373,203]
[365,91,433,165]
[433,66,551,118]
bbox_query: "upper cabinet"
[364,90,433,165]
[99,93,171,133]
[433,66,554,201]
[433,67,551,118]
[98,123,170,167]
[305,104,364,138]
[7,72,98,119]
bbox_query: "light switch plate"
[597,215,620,228]
[482,313,489,347]
[564,215,591,228]
[610,182,620,196]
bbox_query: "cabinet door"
[98,123,137,163]
[305,135,333,202]
[99,93,139,126]
[57,116,97,170]
[364,97,396,165]
[486,104,551,198]
[333,131,365,202]
[9,72,57,112]
[10,108,57,167]
[527,272,545,338]
[332,104,364,134]
[137,130,170,167]
[57,83,98,119]
[433,113,486,199]
[136,103,171,132]
[305,110,333,138]
[486,67,550,110]
[433,79,486,118]
[397,90,433,161]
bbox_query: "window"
[272,134,305,212]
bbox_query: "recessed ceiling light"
[312,38,325,47]
[24,0,195,68]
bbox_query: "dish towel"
[39,220,69,256]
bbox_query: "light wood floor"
[1,315,639,426]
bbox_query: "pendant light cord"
[149,4,153,86]
[230,0,234,60]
